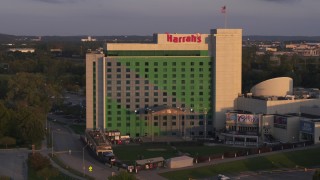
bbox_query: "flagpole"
[224,10,227,28]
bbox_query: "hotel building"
[86,29,242,138]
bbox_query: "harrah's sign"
[166,33,201,43]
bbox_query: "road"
[0,149,28,180]
[51,122,117,180]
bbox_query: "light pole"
[204,108,207,139]
[83,144,88,177]
[51,129,54,157]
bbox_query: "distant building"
[81,36,97,42]
[8,48,35,53]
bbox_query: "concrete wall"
[212,29,242,131]
[86,53,104,130]
[315,122,320,144]
[273,116,300,143]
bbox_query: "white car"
[217,174,230,180]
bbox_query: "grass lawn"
[175,145,248,157]
[160,147,320,180]
[28,161,76,180]
[69,124,86,135]
[113,144,178,164]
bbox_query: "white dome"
[250,77,293,97]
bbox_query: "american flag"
[221,5,226,14]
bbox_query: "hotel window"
[154,68,158,72]
[199,62,203,66]
[135,62,139,66]
[145,74,148,78]
[145,62,149,66]
[172,98,176,102]
[145,98,149,102]
[126,62,130,66]
[135,74,139,78]
[126,80,130,85]
[199,92,203,95]
[163,80,167,84]
[117,99,121,103]
[181,80,186,84]
[163,98,167,102]
[199,68,203,72]
[107,87,112,91]
[107,62,111,66]
[126,74,130,78]
[116,62,121,66]
[163,92,167,96]
[107,68,111,72]
[126,86,130,91]
[163,62,167,66]
[154,92,158,96]
[181,74,185,78]
[107,80,112,84]
[173,74,176,78]
[107,123,112,127]
[126,68,130,72]
[172,122,176,126]
[126,92,130,97]
[135,80,140,84]
[117,93,121,97]
[117,105,121,108]
[172,62,176,66]
[145,86,149,90]
[135,68,139,72]
[190,74,195,78]
[181,68,185,72]
[135,92,140,96]
[107,92,112,97]
[172,68,176,72]
[126,99,130,103]
[154,62,158,66]
[172,80,176,84]
[145,92,149,96]
[116,68,121,72]
[181,62,186,66]
[126,105,130,108]
[107,74,112,78]
[135,86,140,90]
[154,80,158,84]
[163,74,167,78]
[172,86,176,90]
[135,98,140,103]
[116,87,121,91]
[145,68,149,72]
[117,123,121,127]
[191,68,194,72]
[145,80,149,84]
[154,122,158,126]
[154,74,158,78]
[163,122,167,126]
[199,74,204,78]
[154,98,158,102]
[116,74,121,78]
[191,62,194,66]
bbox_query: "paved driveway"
[0,149,28,180]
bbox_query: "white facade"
[211,29,242,130]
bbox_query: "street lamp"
[83,144,88,177]
[204,108,207,139]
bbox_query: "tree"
[37,167,59,180]
[0,136,16,148]
[28,153,51,171]
[0,102,10,137]
[108,171,138,180]
[313,169,320,180]
[15,107,45,144]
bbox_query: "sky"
[0,0,319,36]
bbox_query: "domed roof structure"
[250,77,293,97]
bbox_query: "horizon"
[1,0,320,36]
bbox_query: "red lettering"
[173,37,178,43]
[167,34,172,42]
[191,35,196,42]
[166,33,202,43]
[197,36,201,43]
